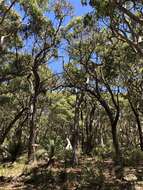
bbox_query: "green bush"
[40,136,65,160]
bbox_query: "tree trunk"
[28,97,37,162]
[72,130,79,165]
[128,98,143,151]
[99,97,121,164]
[71,93,83,165]
[84,105,95,155]
[111,120,122,164]
[136,116,143,151]
[27,67,40,163]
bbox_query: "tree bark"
[28,97,37,162]
[128,98,143,151]
[85,105,95,154]
[71,93,83,165]
[27,67,40,163]
[111,120,121,163]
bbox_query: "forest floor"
[0,156,143,190]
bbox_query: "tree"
[64,17,125,163]
[0,0,73,162]
[82,0,143,55]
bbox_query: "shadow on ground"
[1,158,143,190]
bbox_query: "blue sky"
[49,0,92,73]
[70,0,92,16]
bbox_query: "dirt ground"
[1,157,143,190]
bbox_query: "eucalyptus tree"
[24,0,73,162]
[82,0,143,152]
[121,52,143,150]
[82,0,143,55]
[0,0,30,146]
[64,16,126,163]
[0,0,73,162]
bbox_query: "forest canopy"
[0,0,143,189]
